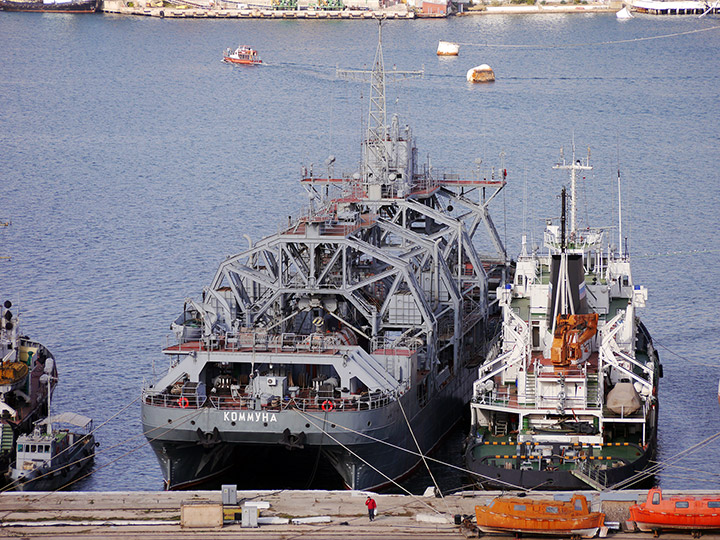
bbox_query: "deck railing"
[142,387,394,412]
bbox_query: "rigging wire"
[653,338,720,368]
[293,409,443,515]
[457,25,720,49]
[296,408,526,491]
[607,430,720,491]
[395,396,451,515]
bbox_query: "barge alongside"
[465,150,661,491]
[141,22,508,491]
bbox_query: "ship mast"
[552,144,591,238]
[336,17,423,195]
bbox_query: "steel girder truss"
[204,193,494,365]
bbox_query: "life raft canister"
[178,396,189,408]
[321,399,334,412]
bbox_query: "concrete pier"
[0,489,713,539]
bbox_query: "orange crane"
[550,313,598,367]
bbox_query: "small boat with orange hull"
[222,46,262,66]
[630,488,720,537]
[475,494,605,538]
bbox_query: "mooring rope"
[457,24,720,49]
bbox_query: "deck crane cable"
[456,25,720,49]
[0,407,203,517]
[294,409,443,514]
[395,395,453,515]
[296,408,527,491]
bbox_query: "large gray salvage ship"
[141,22,508,491]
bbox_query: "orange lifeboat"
[475,494,605,538]
[630,488,720,535]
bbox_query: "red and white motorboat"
[222,46,262,65]
[630,488,720,537]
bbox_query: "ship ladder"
[494,415,508,436]
[570,468,605,491]
[524,372,536,406]
[0,424,13,453]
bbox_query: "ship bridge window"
[30,445,37,452]
[17,444,23,452]
[513,505,526,512]
[708,501,720,508]
[675,501,689,509]
[622,276,629,287]
[545,506,559,514]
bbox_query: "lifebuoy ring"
[321,400,334,412]
[178,396,189,408]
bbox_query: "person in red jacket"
[365,496,377,521]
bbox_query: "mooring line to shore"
[294,409,444,514]
[0,408,203,519]
[296,408,525,491]
[395,396,451,516]
[607,430,720,491]
[457,24,720,49]
[653,338,720,368]
[1,395,146,495]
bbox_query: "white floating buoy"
[437,40,459,56]
[616,5,633,18]
[466,64,495,83]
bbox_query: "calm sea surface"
[1,11,718,492]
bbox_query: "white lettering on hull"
[223,411,277,423]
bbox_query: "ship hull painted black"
[0,0,97,12]
[145,385,471,491]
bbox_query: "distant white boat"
[616,6,633,18]
[437,41,459,56]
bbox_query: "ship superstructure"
[465,150,661,491]
[0,300,57,483]
[141,21,508,491]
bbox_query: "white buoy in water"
[466,64,495,83]
[437,41,460,56]
[616,5,633,18]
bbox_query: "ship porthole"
[367,421,371,427]
[331,424,336,428]
[305,423,310,428]
[263,422,268,427]
[231,421,236,426]
[167,419,172,423]
[191,421,195,425]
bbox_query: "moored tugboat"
[465,149,661,491]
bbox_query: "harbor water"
[1,11,718,492]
